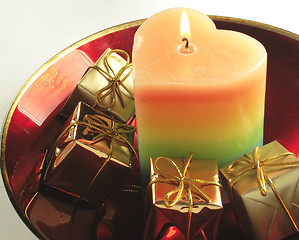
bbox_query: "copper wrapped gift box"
[220,140,299,240]
[25,187,105,240]
[43,101,137,207]
[144,153,223,240]
[60,48,135,123]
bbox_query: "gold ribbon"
[85,49,134,109]
[148,153,221,240]
[227,146,299,232]
[119,184,142,193]
[80,114,136,150]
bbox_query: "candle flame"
[180,10,191,38]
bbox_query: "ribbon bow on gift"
[227,147,299,232]
[86,49,134,109]
[81,114,136,152]
[148,153,221,240]
[57,113,137,157]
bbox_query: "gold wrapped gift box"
[144,153,223,240]
[220,141,299,240]
[60,48,135,123]
[43,102,136,207]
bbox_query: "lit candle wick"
[182,37,189,49]
[179,37,194,54]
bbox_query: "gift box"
[43,101,137,207]
[60,48,135,122]
[144,153,223,240]
[98,168,144,240]
[220,141,299,240]
[25,187,105,240]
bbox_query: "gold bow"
[80,114,136,151]
[227,146,299,232]
[86,49,134,109]
[148,153,221,240]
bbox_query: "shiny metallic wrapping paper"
[43,102,134,207]
[60,48,135,122]
[220,141,299,240]
[25,188,104,240]
[144,157,222,240]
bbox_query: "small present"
[219,141,299,240]
[43,102,137,207]
[25,187,105,240]
[144,153,223,240]
[99,169,144,240]
[60,48,135,123]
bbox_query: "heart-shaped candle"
[132,8,267,184]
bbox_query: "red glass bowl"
[1,17,299,240]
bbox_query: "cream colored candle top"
[133,8,266,87]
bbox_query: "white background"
[0,0,298,239]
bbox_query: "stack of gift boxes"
[26,48,143,240]
[24,47,299,240]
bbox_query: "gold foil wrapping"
[220,141,299,240]
[144,155,222,240]
[43,102,135,206]
[60,48,134,122]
